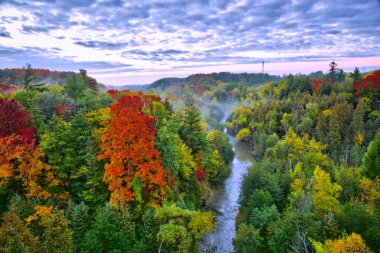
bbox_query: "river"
[200,131,253,253]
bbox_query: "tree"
[313,166,342,216]
[180,105,208,155]
[41,113,107,205]
[350,67,361,83]
[0,98,35,144]
[353,70,380,97]
[22,63,37,90]
[188,211,215,239]
[22,64,48,92]
[313,233,373,253]
[152,101,168,129]
[98,94,169,207]
[205,149,224,184]
[361,132,380,179]
[234,224,263,253]
[0,137,61,201]
[66,202,91,252]
[39,209,73,253]
[154,204,214,252]
[157,223,192,253]
[207,129,234,164]
[156,113,184,178]
[64,74,86,100]
[82,204,135,253]
[328,61,339,82]
[352,100,365,139]
[0,206,39,253]
[235,128,251,142]
[79,69,98,92]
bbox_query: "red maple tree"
[0,98,35,144]
[353,70,380,97]
[99,91,169,206]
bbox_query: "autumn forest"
[0,63,380,253]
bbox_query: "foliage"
[0,98,36,144]
[98,93,169,206]
[0,137,61,201]
[0,208,39,253]
[313,233,373,253]
[361,131,380,179]
[235,128,251,142]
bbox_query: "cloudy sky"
[1,0,380,85]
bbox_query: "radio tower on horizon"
[262,61,265,74]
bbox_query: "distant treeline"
[150,72,282,89]
[0,68,76,86]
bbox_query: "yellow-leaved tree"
[313,166,342,216]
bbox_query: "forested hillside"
[225,64,380,252]
[0,65,106,90]
[0,67,233,252]
[0,64,379,252]
[150,72,281,89]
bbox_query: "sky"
[0,0,380,85]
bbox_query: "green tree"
[39,209,73,253]
[352,100,365,139]
[82,204,135,253]
[207,129,234,164]
[350,67,361,83]
[22,64,48,92]
[328,61,339,82]
[180,105,208,155]
[64,74,86,100]
[233,224,263,253]
[157,223,192,253]
[41,113,107,205]
[66,202,91,252]
[0,207,39,253]
[79,69,98,92]
[205,149,224,184]
[362,132,380,179]
[313,166,342,216]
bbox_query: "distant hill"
[0,68,76,86]
[106,84,148,91]
[0,68,107,90]
[150,72,282,89]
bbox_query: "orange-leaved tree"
[98,91,169,207]
[0,98,66,203]
[0,135,63,201]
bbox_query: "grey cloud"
[22,25,59,34]
[0,0,380,76]
[0,27,11,38]
[74,40,127,50]
[0,45,131,70]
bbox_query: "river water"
[200,133,253,253]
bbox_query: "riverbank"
[199,134,253,253]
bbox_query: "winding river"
[200,129,253,252]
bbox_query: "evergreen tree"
[22,64,48,92]
[64,74,86,100]
[180,105,208,155]
[328,61,338,82]
[0,206,39,253]
[362,132,380,179]
[39,209,73,253]
[350,67,361,83]
[79,69,98,92]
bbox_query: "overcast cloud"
[0,0,379,84]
